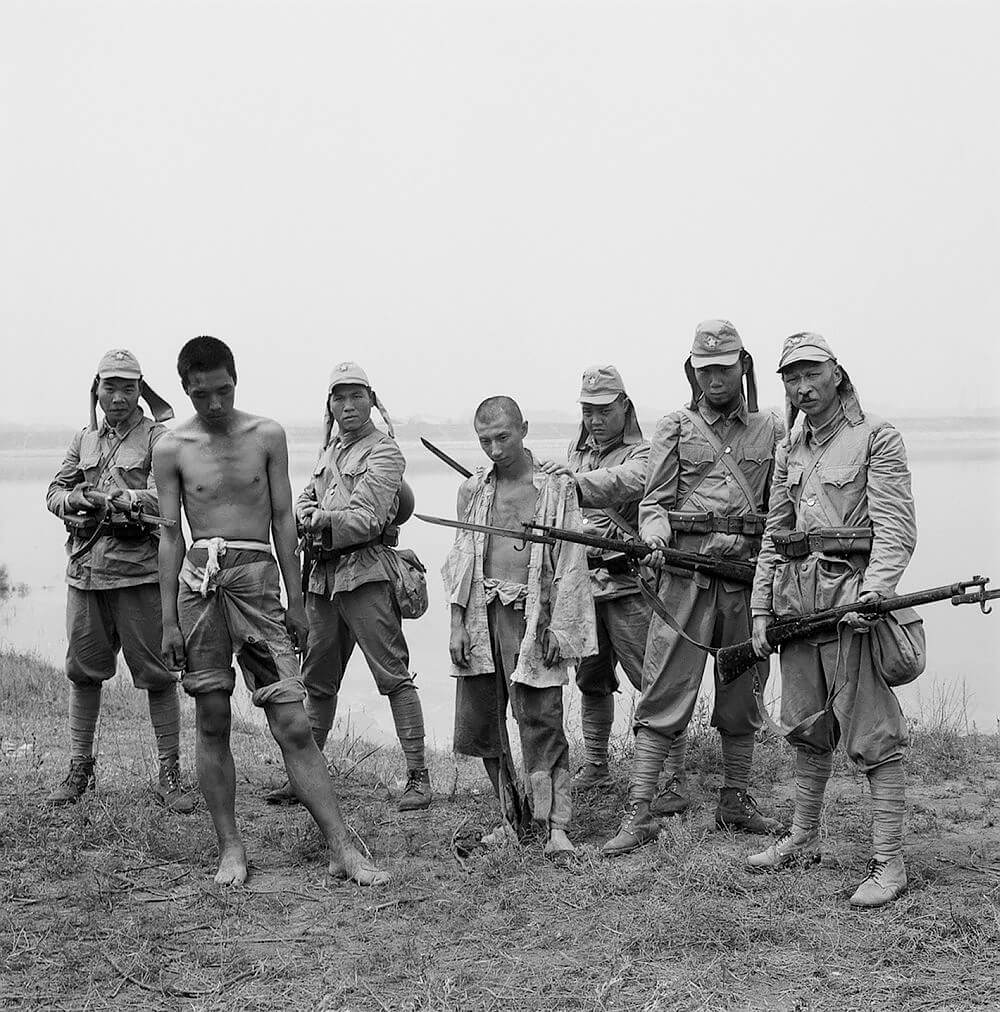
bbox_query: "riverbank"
[2,649,1000,1011]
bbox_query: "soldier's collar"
[334,419,377,447]
[698,396,748,427]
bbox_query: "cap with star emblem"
[578,365,627,405]
[328,361,372,390]
[777,332,836,372]
[690,320,743,368]
[96,348,143,380]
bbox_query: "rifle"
[416,514,756,587]
[717,576,1000,685]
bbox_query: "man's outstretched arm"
[152,434,187,670]
[265,421,309,653]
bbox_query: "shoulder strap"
[680,408,759,513]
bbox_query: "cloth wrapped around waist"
[482,577,529,610]
[180,537,273,597]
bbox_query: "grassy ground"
[2,650,1000,1011]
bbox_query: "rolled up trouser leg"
[868,758,905,860]
[791,749,833,838]
[720,731,754,791]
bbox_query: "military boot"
[746,830,821,871]
[650,776,690,818]
[601,801,660,857]
[152,758,197,814]
[398,768,432,812]
[716,788,784,834]
[264,779,301,806]
[571,762,613,791]
[849,856,907,908]
[47,756,96,805]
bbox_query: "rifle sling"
[636,575,717,656]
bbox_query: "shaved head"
[474,395,523,427]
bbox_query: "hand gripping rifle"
[716,575,1000,685]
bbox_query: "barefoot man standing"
[154,335,387,886]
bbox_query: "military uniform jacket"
[297,420,404,597]
[46,414,166,591]
[640,398,783,589]
[568,430,650,602]
[751,401,917,618]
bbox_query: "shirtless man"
[154,335,386,886]
[443,397,596,854]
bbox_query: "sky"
[2,0,998,427]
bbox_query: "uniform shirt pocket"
[108,448,150,489]
[817,463,863,489]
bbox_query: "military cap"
[690,320,744,368]
[578,365,627,405]
[328,361,372,390]
[97,349,143,380]
[777,333,836,372]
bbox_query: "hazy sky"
[3,0,998,427]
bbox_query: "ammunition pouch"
[668,511,766,538]
[310,525,400,563]
[64,513,153,543]
[772,526,873,560]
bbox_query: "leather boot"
[716,788,783,834]
[47,756,96,805]
[398,768,432,812]
[650,776,690,817]
[152,757,196,814]
[849,856,907,908]
[602,801,660,857]
[746,830,821,870]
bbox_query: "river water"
[2,425,998,744]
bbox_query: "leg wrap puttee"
[388,686,426,771]
[69,684,102,758]
[791,749,833,838]
[868,758,905,860]
[720,732,754,791]
[581,693,614,766]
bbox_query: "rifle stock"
[717,577,1000,684]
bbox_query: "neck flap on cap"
[89,378,174,431]
[573,398,643,451]
[322,387,395,449]
[684,350,759,413]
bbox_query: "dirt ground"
[3,651,1000,1011]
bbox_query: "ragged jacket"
[639,398,783,589]
[46,414,166,590]
[297,420,404,597]
[750,396,917,618]
[442,457,598,688]
[568,416,650,602]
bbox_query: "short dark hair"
[474,395,523,427]
[177,336,237,389]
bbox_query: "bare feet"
[544,828,576,858]
[214,843,248,886]
[328,851,391,887]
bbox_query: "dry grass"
[3,649,1000,1011]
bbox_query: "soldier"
[541,366,686,792]
[266,362,431,812]
[45,349,193,812]
[603,321,783,856]
[747,334,916,908]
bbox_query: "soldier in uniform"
[542,366,686,792]
[747,334,916,908]
[603,321,783,856]
[266,362,431,812]
[45,349,192,811]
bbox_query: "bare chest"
[179,438,269,507]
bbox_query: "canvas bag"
[871,607,926,687]
[384,547,429,620]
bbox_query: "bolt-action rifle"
[716,576,1000,685]
[415,514,756,587]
